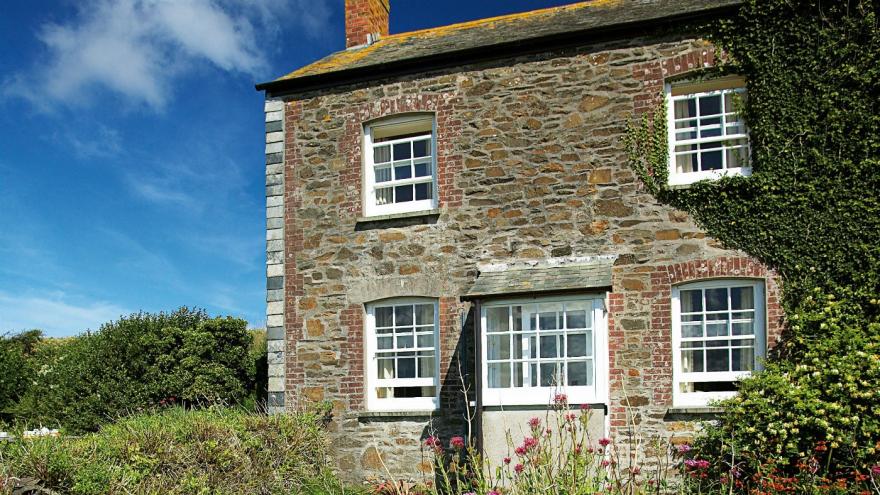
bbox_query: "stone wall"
[271,32,783,481]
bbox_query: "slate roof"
[257,0,741,94]
[465,256,616,298]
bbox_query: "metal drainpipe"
[473,298,483,455]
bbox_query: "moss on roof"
[262,0,739,90]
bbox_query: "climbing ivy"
[627,0,880,483]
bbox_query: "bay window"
[481,296,607,406]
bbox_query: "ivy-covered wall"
[627,0,880,484]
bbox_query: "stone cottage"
[256,0,783,481]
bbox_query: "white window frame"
[365,298,440,411]
[666,80,751,186]
[363,115,438,217]
[480,295,608,407]
[671,279,766,407]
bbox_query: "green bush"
[14,308,254,433]
[0,331,42,423]
[0,407,351,495]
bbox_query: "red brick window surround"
[340,94,463,218]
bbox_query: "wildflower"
[503,456,511,465]
[450,436,465,450]
[684,459,710,470]
[600,460,611,467]
[565,412,577,422]
[579,403,590,411]
[676,444,692,454]
[488,491,500,495]
[423,436,443,454]
[553,393,568,405]
[527,417,541,429]
[523,437,539,451]
[514,463,525,474]
[514,446,526,456]
[872,465,880,476]
[598,437,611,447]
[544,428,552,436]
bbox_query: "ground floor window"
[365,298,439,411]
[672,279,766,407]
[480,296,607,406]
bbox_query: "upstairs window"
[364,115,437,217]
[666,76,750,185]
[365,298,439,411]
[672,280,766,407]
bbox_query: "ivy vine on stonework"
[625,0,880,486]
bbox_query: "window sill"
[355,209,440,230]
[354,410,439,420]
[666,406,724,415]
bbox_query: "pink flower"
[523,436,539,451]
[579,403,590,411]
[598,437,611,447]
[514,463,524,474]
[684,459,710,470]
[872,465,880,476]
[565,413,577,422]
[449,436,465,450]
[544,428,552,436]
[676,444,692,454]
[489,491,501,495]
[514,446,526,456]
[503,456,511,465]
[600,459,610,467]
[527,417,541,429]
[553,393,568,405]
[423,436,443,453]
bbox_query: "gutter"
[255,3,739,97]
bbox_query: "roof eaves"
[255,2,739,96]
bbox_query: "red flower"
[514,463,524,474]
[527,417,541,429]
[503,456,511,465]
[598,437,611,447]
[449,436,465,450]
[553,393,568,406]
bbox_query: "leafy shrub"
[14,308,253,432]
[0,406,351,495]
[0,330,42,423]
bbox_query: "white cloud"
[0,291,129,337]
[4,0,331,110]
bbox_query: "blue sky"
[0,0,571,337]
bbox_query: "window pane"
[540,362,561,387]
[417,334,433,348]
[376,306,393,327]
[488,335,511,360]
[730,287,754,310]
[414,161,432,177]
[395,305,413,326]
[701,150,723,170]
[706,288,728,311]
[419,355,435,377]
[487,306,509,333]
[732,348,754,371]
[488,362,511,388]
[706,349,729,372]
[540,335,559,358]
[378,358,395,378]
[374,145,391,163]
[539,312,558,330]
[682,314,704,323]
[675,98,696,119]
[706,322,728,337]
[567,334,588,357]
[393,142,411,160]
[676,152,699,174]
[413,139,430,158]
[414,182,432,201]
[394,162,412,180]
[566,310,587,329]
[681,323,703,338]
[395,185,413,202]
[396,335,413,349]
[376,187,393,205]
[513,306,524,331]
[732,322,754,336]
[513,335,525,359]
[727,147,747,168]
[375,166,392,183]
[567,361,592,386]
[699,95,721,116]
[514,364,524,387]
[398,357,416,378]
[377,336,393,350]
[680,289,703,313]
[415,304,434,325]
[682,349,704,373]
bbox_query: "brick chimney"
[345,0,390,48]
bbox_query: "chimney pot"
[345,0,390,48]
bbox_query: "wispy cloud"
[55,124,123,159]
[0,290,129,337]
[4,0,332,110]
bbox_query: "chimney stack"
[345,0,390,48]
